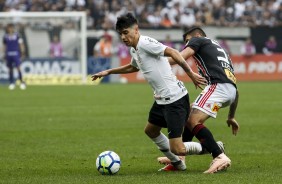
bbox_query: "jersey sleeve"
[141,37,167,56]
[185,37,204,52]
[130,57,139,69]
[129,48,139,69]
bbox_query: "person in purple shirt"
[240,37,256,58]
[263,35,278,55]
[3,24,26,90]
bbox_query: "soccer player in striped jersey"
[162,27,239,173]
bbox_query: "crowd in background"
[1,0,282,57]
[1,0,282,29]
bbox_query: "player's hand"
[226,118,239,136]
[91,71,109,81]
[190,72,207,90]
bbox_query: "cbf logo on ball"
[96,151,121,175]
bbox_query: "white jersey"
[130,35,187,105]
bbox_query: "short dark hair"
[116,13,138,32]
[182,27,207,41]
[7,23,14,27]
[5,23,15,33]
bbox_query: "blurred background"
[0,0,282,85]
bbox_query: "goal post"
[0,11,87,84]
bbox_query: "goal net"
[0,12,87,85]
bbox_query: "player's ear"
[196,32,202,37]
[134,24,138,33]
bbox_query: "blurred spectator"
[165,1,181,26]
[49,35,63,58]
[234,0,246,21]
[162,34,174,48]
[86,9,95,29]
[117,40,130,59]
[240,38,256,57]
[65,0,85,10]
[93,33,113,58]
[241,3,256,26]
[201,4,215,25]
[262,35,278,55]
[220,6,237,26]
[218,38,231,56]
[138,9,151,28]
[275,3,282,26]
[2,0,282,28]
[160,13,173,28]
[260,10,276,27]
[147,5,162,27]
[179,8,196,28]
[212,1,225,26]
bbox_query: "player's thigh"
[187,108,210,130]
[6,57,13,68]
[14,56,21,68]
[164,95,189,139]
[192,83,235,118]
[146,102,166,138]
[148,101,167,127]
[144,122,162,138]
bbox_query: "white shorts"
[192,83,237,118]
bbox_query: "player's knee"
[187,116,203,130]
[144,126,159,138]
[144,126,150,136]
[187,119,196,130]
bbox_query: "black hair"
[7,23,14,27]
[116,13,138,32]
[182,27,207,41]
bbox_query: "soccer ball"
[96,151,121,175]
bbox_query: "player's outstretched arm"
[227,89,239,135]
[164,47,207,89]
[91,64,139,81]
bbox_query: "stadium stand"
[0,0,282,56]
[0,0,282,29]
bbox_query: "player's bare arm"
[2,44,6,62]
[168,46,196,65]
[181,46,195,60]
[91,64,139,81]
[167,57,176,65]
[20,42,25,59]
[227,89,239,135]
[164,47,207,89]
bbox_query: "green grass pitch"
[0,82,282,184]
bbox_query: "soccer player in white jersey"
[92,13,207,171]
[160,27,239,173]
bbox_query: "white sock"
[151,132,180,163]
[184,142,203,155]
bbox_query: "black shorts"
[148,94,190,139]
